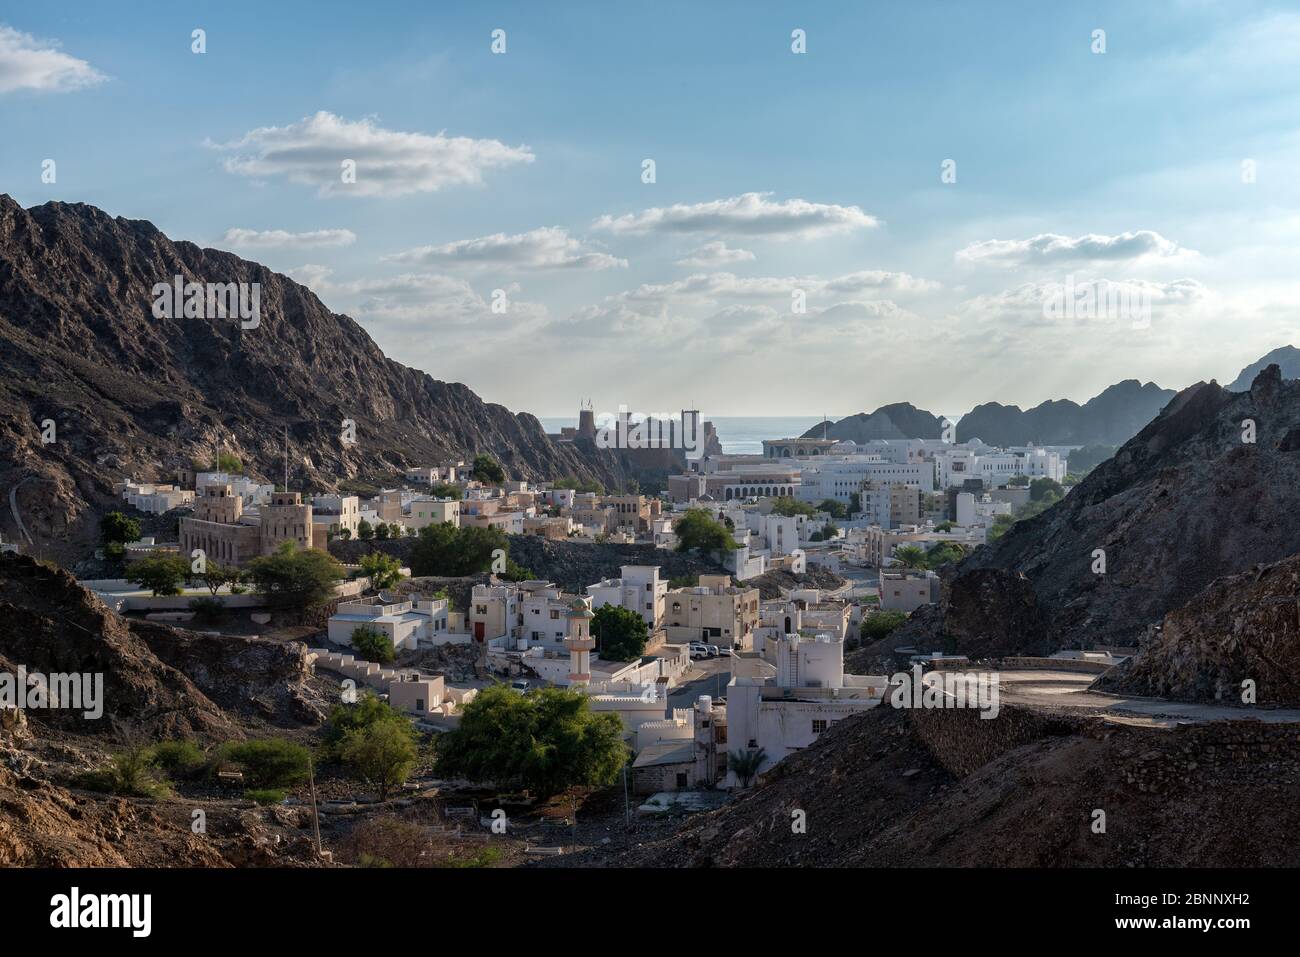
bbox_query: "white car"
[689,642,711,660]
[509,679,530,693]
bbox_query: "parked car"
[509,679,530,693]
[705,644,722,658]
[689,642,711,660]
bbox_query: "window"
[812,720,828,734]
[550,609,560,620]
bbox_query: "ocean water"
[539,416,831,455]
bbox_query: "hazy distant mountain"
[802,403,945,442]
[1228,345,1300,391]
[955,380,1176,446]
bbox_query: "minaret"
[564,597,596,686]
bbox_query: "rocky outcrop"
[0,195,626,561]
[956,380,1175,446]
[1227,344,1300,392]
[1095,553,1300,706]
[803,402,945,442]
[917,365,1300,652]
[0,553,323,739]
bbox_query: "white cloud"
[594,192,879,239]
[956,230,1196,267]
[223,227,357,249]
[611,269,936,313]
[387,227,626,271]
[675,241,756,268]
[214,111,534,197]
[0,25,106,94]
[955,277,1208,327]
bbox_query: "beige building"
[405,497,461,530]
[179,486,312,567]
[664,574,760,651]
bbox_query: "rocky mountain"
[600,704,1300,868]
[0,195,627,559]
[955,379,1175,446]
[802,402,945,442]
[880,364,1300,654]
[1227,344,1300,391]
[1095,551,1300,706]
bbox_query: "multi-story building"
[724,633,886,785]
[934,445,1067,488]
[878,571,940,613]
[404,497,460,531]
[311,494,361,541]
[178,486,312,566]
[118,481,195,514]
[586,564,667,629]
[663,574,760,651]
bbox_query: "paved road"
[668,657,733,708]
[994,669,1300,727]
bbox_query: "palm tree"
[892,545,927,569]
[727,747,767,788]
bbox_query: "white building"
[327,593,457,652]
[119,481,195,514]
[934,445,1066,488]
[724,633,886,786]
[586,564,667,629]
[195,472,274,507]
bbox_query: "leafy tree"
[340,719,419,801]
[434,685,627,797]
[323,692,409,752]
[374,522,391,541]
[1067,444,1117,474]
[221,739,311,789]
[1007,475,1030,487]
[199,561,238,596]
[891,545,927,569]
[860,609,908,644]
[727,747,767,788]
[150,740,207,777]
[357,519,375,541]
[388,523,404,539]
[408,522,507,577]
[472,454,505,484]
[429,483,462,500]
[100,511,141,552]
[934,520,954,533]
[987,512,1016,543]
[351,625,395,664]
[673,508,738,555]
[924,541,968,568]
[553,477,604,494]
[817,499,847,520]
[1029,477,1064,502]
[245,541,345,611]
[591,604,649,662]
[820,521,839,541]
[360,550,403,590]
[848,492,862,516]
[128,553,189,596]
[770,496,815,517]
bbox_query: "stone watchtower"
[564,596,596,686]
[259,491,313,554]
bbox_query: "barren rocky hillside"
[0,195,627,559]
[881,364,1300,655]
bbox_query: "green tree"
[1029,477,1064,502]
[374,522,391,540]
[817,499,847,520]
[891,545,927,569]
[770,496,815,518]
[673,508,737,555]
[434,685,627,797]
[199,561,238,596]
[1007,475,1030,487]
[860,609,908,644]
[324,692,409,753]
[429,483,462,500]
[360,550,403,590]
[127,553,189,596]
[987,513,1016,543]
[727,747,767,788]
[340,719,419,801]
[472,454,505,484]
[351,625,395,664]
[245,541,345,611]
[820,521,839,541]
[408,522,507,577]
[924,541,968,568]
[100,511,141,559]
[591,604,649,662]
[848,492,862,516]
[357,518,375,541]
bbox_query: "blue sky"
[4,1,1300,418]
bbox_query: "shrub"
[351,625,395,664]
[127,553,189,596]
[150,739,207,777]
[220,739,311,789]
[245,788,286,805]
[339,719,419,800]
[77,744,171,798]
[188,595,226,623]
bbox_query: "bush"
[245,541,345,611]
[673,508,738,555]
[323,692,407,753]
[245,788,286,805]
[360,551,403,591]
[340,720,419,800]
[100,511,141,547]
[150,739,207,777]
[77,744,171,798]
[188,595,227,624]
[127,553,189,596]
[471,454,505,484]
[351,625,395,664]
[220,739,311,789]
[859,609,908,645]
